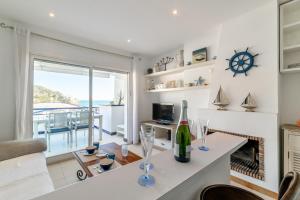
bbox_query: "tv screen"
[152,103,174,123]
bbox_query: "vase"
[176,49,184,67]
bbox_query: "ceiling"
[0,0,273,56]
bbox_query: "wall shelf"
[146,85,209,93]
[283,44,300,53]
[283,20,300,32]
[280,68,300,73]
[280,0,300,73]
[144,60,215,78]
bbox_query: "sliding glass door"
[33,59,129,157]
[33,60,90,156]
[92,70,128,144]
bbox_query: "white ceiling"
[0,0,273,56]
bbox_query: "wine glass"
[121,144,128,158]
[139,125,154,170]
[188,119,196,150]
[197,119,210,151]
[138,128,155,187]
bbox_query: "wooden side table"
[73,142,142,180]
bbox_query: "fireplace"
[208,129,265,181]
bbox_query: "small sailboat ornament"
[212,86,230,110]
[241,93,256,112]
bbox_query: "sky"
[34,70,115,100]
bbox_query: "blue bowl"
[85,146,97,154]
[100,158,114,171]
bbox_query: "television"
[152,103,174,124]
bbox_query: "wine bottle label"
[174,144,179,157]
[186,145,191,159]
[186,145,192,153]
[174,144,191,158]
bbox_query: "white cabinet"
[283,125,300,174]
[280,0,300,73]
[99,105,124,135]
[141,121,177,150]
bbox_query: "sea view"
[79,100,112,107]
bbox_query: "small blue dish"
[199,146,209,151]
[106,153,115,160]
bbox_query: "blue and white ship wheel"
[226,48,259,77]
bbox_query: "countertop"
[34,132,247,200]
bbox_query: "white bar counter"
[34,133,247,200]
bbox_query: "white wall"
[30,34,132,72]
[0,17,134,141]
[136,56,158,120]
[184,26,221,63]
[0,24,15,141]
[132,55,158,143]
[146,0,279,192]
[280,73,300,124]
[210,2,279,191]
[149,1,279,118]
[209,2,279,114]
[148,30,220,122]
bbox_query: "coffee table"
[73,142,142,180]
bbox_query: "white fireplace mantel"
[198,108,279,193]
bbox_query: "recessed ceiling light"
[49,12,55,18]
[172,9,178,16]
[127,39,131,43]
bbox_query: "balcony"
[33,105,124,157]
[32,59,128,157]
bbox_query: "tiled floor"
[48,159,81,189]
[48,143,274,199]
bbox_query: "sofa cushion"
[0,172,54,200]
[0,153,54,200]
[0,139,47,161]
[0,153,48,187]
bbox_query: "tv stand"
[156,121,172,125]
[141,121,177,150]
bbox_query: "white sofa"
[0,139,54,200]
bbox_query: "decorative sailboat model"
[241,93,256,112]
[212,86,230,110]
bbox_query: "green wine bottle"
[174,100,191,163]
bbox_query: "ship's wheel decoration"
[226,48,259,77]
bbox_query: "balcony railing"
[33,106,103,156]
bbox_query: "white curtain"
[132,57,139,144]
[14,27,33,140]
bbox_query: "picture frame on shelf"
[166,80,176,88]
[192,47,207,64]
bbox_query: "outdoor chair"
[72,110,93,147]
[45,112,72,152]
